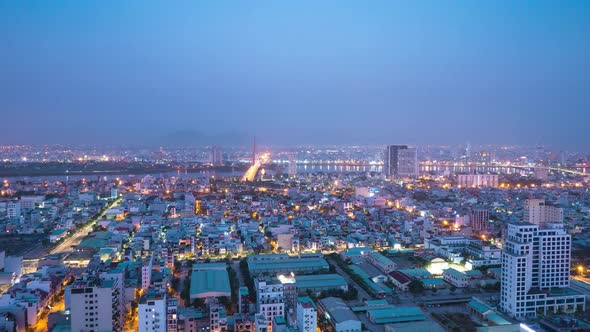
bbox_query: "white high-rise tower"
[501,222,585,318]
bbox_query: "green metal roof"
[486,313,512,326]
[190,269,231,297]
[422,278,446,285]
[398,269,432,278]
[248,256,328,273]
[297,296,317,309]
[368,306,425,324]
[274,316,286,325]
[467,300,493,314]
[443,268,469,280]
[366,299,388,306]
[352,304,397,313]
[295,274,347,289]
[193,262,227,271]
[369,252,396,266]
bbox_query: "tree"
[180,278,191,304]
[408,280,424,296]
[171,277,180,292]
[219,296,232,314]
[414,257,428,268]
[192,298,205,308]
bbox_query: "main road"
[53,197,123,255]
[22,198,122,272]
[241,152,271,182]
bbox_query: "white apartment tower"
[524,199,563,225]
[296,297,317,332]
[255,278,285,332]
[141,255,153,290]
[69,276,124,332]
[501,222,585,318]
[138,291,167,332]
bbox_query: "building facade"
[317,297,361,332]
[470,208,489,232]
[500,222,585,318]
[212,145,223,166]
[457,174,499,188]
[138,291,167,332]
[70,277,124,332]
[297,297,317,332]
[523,199,563,225]
[383,145,418,178]
[255,278,285,332]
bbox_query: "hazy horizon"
[2,1,589,150]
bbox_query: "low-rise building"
[318,297,361,332]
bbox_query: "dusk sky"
[1,1,589,149]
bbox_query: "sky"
[1,1,589,149]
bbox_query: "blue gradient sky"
[1,1,589,148]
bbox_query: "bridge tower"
[252,136,257,165]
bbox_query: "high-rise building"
[383,145,418,178]
[212,145,223,166]
[69,276,125,332]
[296,297,317,332]
[142,255,153,290]
[255,277,285,332]
[287,153,297,177]
[138,291,167,332]
[523,199,563,225]
[500,222,585,318]
[470,208,489,232]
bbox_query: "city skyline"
[2,1,590,149]
[2,2,590,331]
